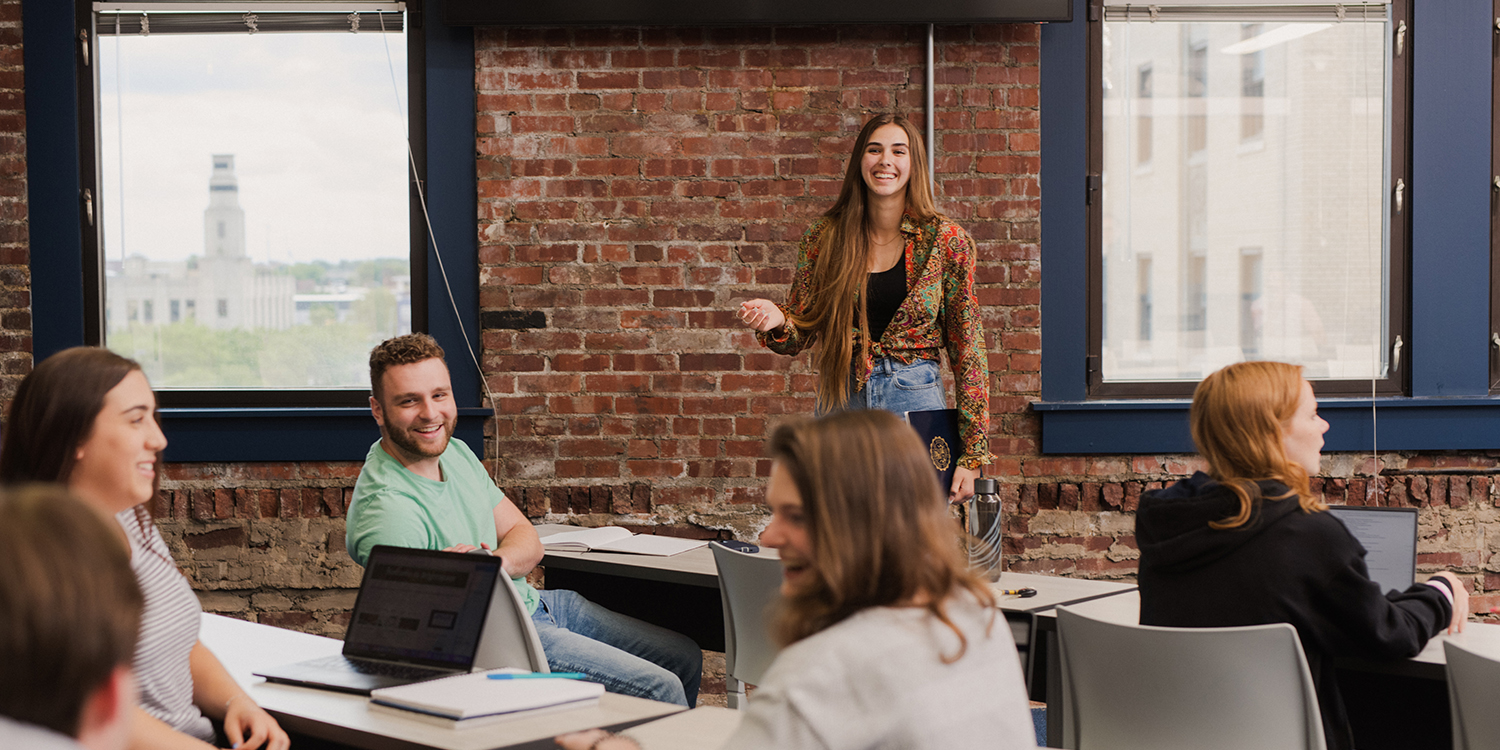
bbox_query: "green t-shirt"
[345,438,540,615]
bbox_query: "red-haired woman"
[1136,361,1467,750]
[737,113,992,502]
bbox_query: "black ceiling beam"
[444,0,1071,26]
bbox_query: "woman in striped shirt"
[0,347,288,750]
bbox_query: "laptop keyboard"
[303,654,454,681]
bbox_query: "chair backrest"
[1056,606,1326,750]
[1444,640,1500,750]
[472,572,549,674]
[711,542,784,688]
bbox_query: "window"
[86,3,422,403]
[1240,24,1266,141]
[1239,248,1264,357]
[1136,256,1153,343]
[27,0,484,460]
[1136,64,1153,165]
[1091,2,1407,397]
[1041,0,1494,454]
[1185,253,1207,340]
[1186,40,1207,155]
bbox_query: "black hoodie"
[1136,472,1452,750]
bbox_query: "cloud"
[99,29,412,265]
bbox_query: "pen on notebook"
[997,588,1038,598]
[487,672,589,680]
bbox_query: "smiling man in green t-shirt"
[344,334,700,707]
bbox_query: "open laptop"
[255,545,533,695]
[1325,506,1419,595]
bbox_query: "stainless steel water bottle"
[966,477,1003,581]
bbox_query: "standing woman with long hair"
[0,347,289,750]
[738,113,992,501]
[557,410,1037,750]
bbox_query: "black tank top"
[866,257,908,343]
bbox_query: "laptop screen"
[342,546,501,669]
[1325,506,1418,595]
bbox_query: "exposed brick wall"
[473,24,1042,541]
[1001,452,1500,618]
[7,9,1498,657]
[153,462,363,636]
[0,0,28,401]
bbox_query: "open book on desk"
[540,526,708,557]
[369,669,604,728]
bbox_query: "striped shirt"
[117,509,214,742]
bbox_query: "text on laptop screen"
[342,552,500,668]
[1325,507,1418,595]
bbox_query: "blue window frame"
[22,0,486,461]
[1039,0,1496,453]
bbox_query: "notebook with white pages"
[369,669,605,727]
[540,526,709,557]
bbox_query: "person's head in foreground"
[0,485,142,750]
[367,332,456,463]
[759,408,994,645]
[1190,360,1329,528]
[0,346,165,514]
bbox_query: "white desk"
[620,707,742,750]
[536,524,732,590]
[200,614,682,750]
[1032,589,1500,676]
[989,571,1136,614]
[1033,590,1492,750]
[538,523,1138,718]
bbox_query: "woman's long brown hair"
[789,113,945,409]
[768,410,994,661]
[1190,361,1324,529]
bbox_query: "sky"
[98,27,411,265]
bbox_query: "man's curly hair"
[369,333,446,400]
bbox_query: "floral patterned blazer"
[756,213,993,469]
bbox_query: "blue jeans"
[532,589,701,707]
[825,357,947,417]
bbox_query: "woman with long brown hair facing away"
[1136,361,1467,750]
[737,113,991,502]
[557,410,1036,750]
[0,348,289,750]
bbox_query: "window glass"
[98,22,411,389]
[1100,16,1389,383]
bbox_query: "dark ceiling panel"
[444,0,1071,26]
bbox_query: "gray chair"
[1444,640,1500,750]
[710,542,783,709]
[1056,606,1326,750]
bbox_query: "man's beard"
[384,417,456,459]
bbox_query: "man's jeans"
[532,589,702,707]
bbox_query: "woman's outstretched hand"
[738,299,786,333]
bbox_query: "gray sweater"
[721,596,1037,750]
